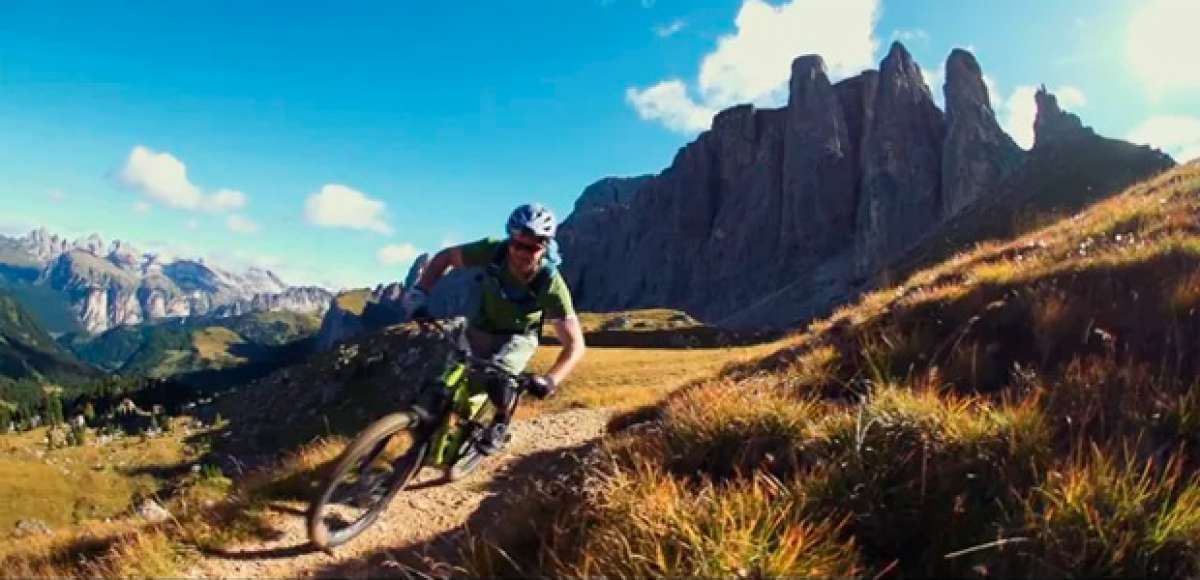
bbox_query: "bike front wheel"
[307,411,428,550]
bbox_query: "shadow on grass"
[296,440,600,578]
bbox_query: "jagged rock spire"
[941,48,1024,216]
[854,41,946,276]
[1033,85,1089,148]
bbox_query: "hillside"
[468,161,1200,577]
[65,310,322,381]
[0,288,101,401]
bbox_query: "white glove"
[401,286,429,320]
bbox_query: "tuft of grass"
[549,466,862,578]
[1009,446,1200,577]
[803,383,1050,574]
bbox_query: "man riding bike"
[399,203,586,455]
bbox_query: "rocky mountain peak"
[106,240,143,270]
[571,176,653,215]
[879,41,934,102]
[1033,85,1089,148]
[854,41,946,275]
[941,48,1024,217]
[787,55,828,106]
[944,49,991,114]
[73,233,106,256]
[20,227,72,263]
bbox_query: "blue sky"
[2,0,1197,289]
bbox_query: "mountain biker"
[399,203,586,455]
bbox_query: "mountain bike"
[306,318,526,550]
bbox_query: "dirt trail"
[186,408,610,579]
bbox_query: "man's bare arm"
[546,316,586,386]
[415,247,464,291]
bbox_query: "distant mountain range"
[0,228,333,335]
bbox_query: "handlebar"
[414,316,526,386]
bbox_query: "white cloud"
[47,189,66,201]
[185,219,200,231]
[626,80,718,132]
[209,189,247,211]
[117,146,205,209]
[654,19,686,37]
[1128,0,1200,95]
[1127,115,1200,162]
[115,146,250,213]
[890,28,929,43]
[627,0,879,132]
[1001,85,1087,149]
[303,184,393,235]
[225,214,260,234]
[921,64,944,106]
[376,243,421,266]
[133,201,152,214]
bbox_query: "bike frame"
[418,320,518,468]
[425,361,490,466]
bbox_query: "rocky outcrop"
[1033,85,1093,148]
[560,43,1176,330]
[941,49,1024,217]
[854,42,946,277]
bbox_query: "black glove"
[524,374,556,399]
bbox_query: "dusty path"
[187,408,610,579]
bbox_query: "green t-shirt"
[459,237,576,334]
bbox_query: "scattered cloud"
[209,188,247,212]
[1001,85,1087,149]
[376,243,421,266]
[1128,0,1200,95]
[47,189,66,201]
[115,145,250,213]
[627,0,879,133]
[626,80,718,132]
[921,64,945,106]
[225,214,260,234]
[1127,115,1200,162]
[890,28,929,44]
[185,219,200,231]
[116,146,204,209]
[654,19,686,38]
[133,201,152,214]
[303,183,393,235]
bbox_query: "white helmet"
[506,203,557,238]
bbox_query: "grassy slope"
[0,289,100,392]
[0,424,196,540]
[470,162,1200,577]
[71,311,322,378]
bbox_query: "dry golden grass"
[334,289,371,315]
[521,341,779,416]
[192,326,247,363]
[0,424,194,540]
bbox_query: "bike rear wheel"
[307,412,428,550]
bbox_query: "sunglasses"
[510,237,548,254]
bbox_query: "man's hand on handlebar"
[522,374,556,399]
